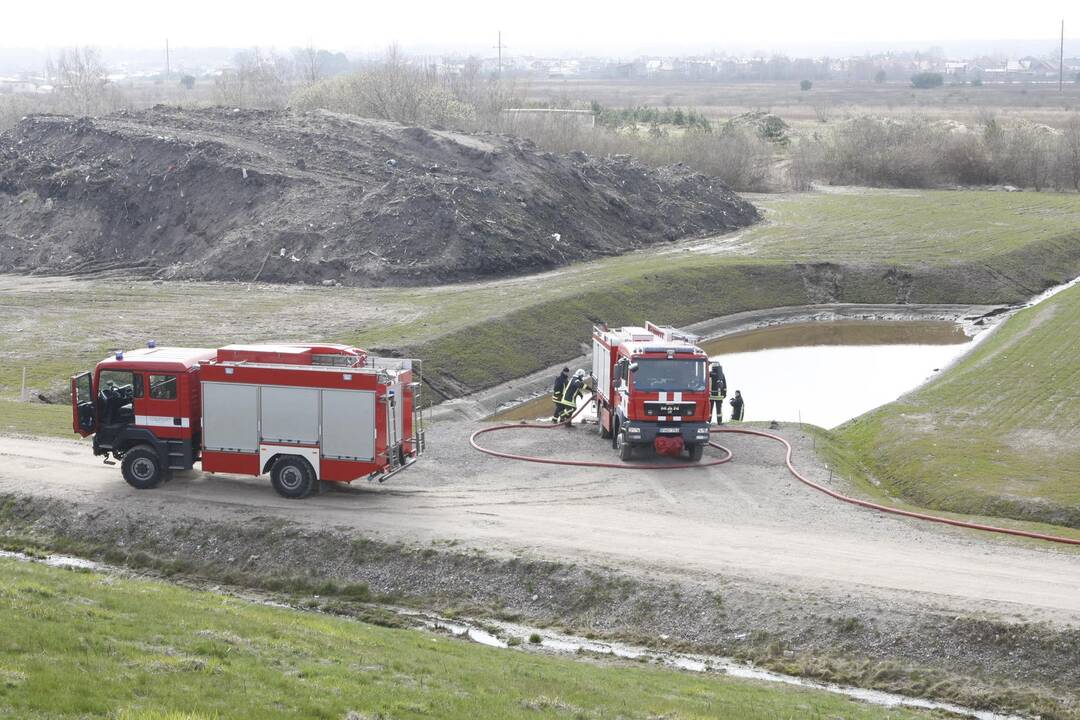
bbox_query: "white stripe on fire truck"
[673,391,682,422]
[657,391,668,422]
[135,415,190,429]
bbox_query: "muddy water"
[493,320,974,429]
[703,320,973,429]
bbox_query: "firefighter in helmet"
[556,369,588,424]
[708,362,727,424]
[729,390,745,422]
[552,366,570,421]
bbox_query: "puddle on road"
[493,319,976,429]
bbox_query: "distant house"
[982,57,1057,81]
[0,77,37,94]
[1018,56,1056,76]
[645,59,676,76]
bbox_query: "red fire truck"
[71,342,424,498]
[592,322,711,461]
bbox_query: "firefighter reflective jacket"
[709,367,727,400]
[553,371,569,401]
[558,377,585,408]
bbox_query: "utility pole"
[493,31,506,75]
[1060,19,1065,92]
[165,38,171,81]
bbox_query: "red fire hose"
[470,404,1080,547]
[714,426,1080,547]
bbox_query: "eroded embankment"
[1,492,1077,719]
[410,231,1080,401]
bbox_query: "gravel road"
[2,417,1078,626]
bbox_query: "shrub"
[911,72,944,89]
[800,80,813,91]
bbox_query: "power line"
[1060,19,1065,92]
[492,31,507,75]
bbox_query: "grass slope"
[0,558,933,720]
[2,190,1080,407]
[839,281,1080,527]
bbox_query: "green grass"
[0,558,935,720]
[0,400,73,438]
[2,190,1080,407]
[742,190,1080,262]
[838,281,1080,528]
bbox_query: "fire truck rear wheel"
[121,445,166,490]
[270,456,317,499]
[688,443,705,462]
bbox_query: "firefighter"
[729,390,745,422]
[556,369,587,424]
[708,362,727,424]
[552,367,570,421]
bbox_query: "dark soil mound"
[0,106,759,285]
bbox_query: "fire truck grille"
[644,402,696,417]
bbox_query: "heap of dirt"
[0,107,759,285]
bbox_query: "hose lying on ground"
[470,402,1080,547]
[713,426,1080,547]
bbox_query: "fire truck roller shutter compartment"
[260,386,320,444]
[321,389,376,461]
[202,382,258,453]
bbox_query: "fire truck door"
[71,372,97,436]
[142,373,186,434]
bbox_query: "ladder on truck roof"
[645,321,700,344]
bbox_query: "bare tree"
[52,47,107,116]
[788,137,821,191]
[998,124,1054,191]
[213,69,246,106]
[215,47,290,109]
[1058,117,1080,191]
[297,43,322,86]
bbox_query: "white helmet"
[574,368,586,379]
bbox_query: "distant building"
[0,77,38,94]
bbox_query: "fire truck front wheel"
[270,456,317,499]
[688,443,705,462]
[616,431,634,462]
[121,445,167,490]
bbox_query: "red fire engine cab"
[592,321,711,462]
[70,342,424,498]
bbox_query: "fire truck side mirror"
[628,362,639,373]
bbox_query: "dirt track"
[3,417,1079,625]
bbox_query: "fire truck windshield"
[632,359,707,392]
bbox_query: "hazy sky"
[2,0,1073,56]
